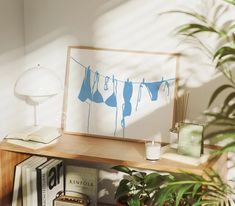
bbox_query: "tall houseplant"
[112,165,235,206]
[167,0,235,153]
[113,1,235,206]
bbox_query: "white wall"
[0,0,26,138]
[22,0,230,130]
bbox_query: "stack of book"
[12,156,64,206]
[12,156,98,206]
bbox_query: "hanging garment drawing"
[163,80,170,96]
[135,79,145,111]
[105,76,118,136]
[144,80,163,101]
[91,71,104,103]
[104,76,110,91]
[105,76,117,108]
[77,66,93,133]
[78,66,92,102]
[121,79,133,136]
[136,78,170,111]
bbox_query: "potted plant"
[112,165,235,206]
[112,165,170,206]
[165,0,235,153]
[113,2,235,205]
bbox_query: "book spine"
[31,170,38,206]
[22,166,28,206]
[11,165,21,206]
[37,169,42,206]
[41,170,47,206]
[37,167,48,206]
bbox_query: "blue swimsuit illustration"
[92,72,104,103]
[78,66,92,102]
[75,59,173,137]
[136,78,170,111]
[121,79,133,136]
[105,76,118,135]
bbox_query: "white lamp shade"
[15,66,63,103]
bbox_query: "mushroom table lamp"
[15,65,63,138]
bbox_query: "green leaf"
[207,119,235,127]
[115,179,130,199]
[144,173,166,190]
[221,92,235,111]
[226,24,235,32]
[208,84,234,107]
[192,200,217,206]
[204,168,224,185]
[226,103,235,116]
[224,0,235,6]
[112,165,133,174]
[175,184,193,206]
[205,128,235,141]
[192,183,202,197]
[214,46,235,60]
[127,194,140,206]
[160,10,207,23]
[132,174,143,183]
[177,24,217,35]
[233,33,235,44]
[214,141,235,155]
[153,184,178,205]
[216,56,235,68]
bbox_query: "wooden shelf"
[0,133,227,206]
[0,133,227,176]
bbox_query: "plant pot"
[116,202,127,206]
[116,197,128,206]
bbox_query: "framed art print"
[63,46,179,141]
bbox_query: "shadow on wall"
[0,0,24,56]
[23,0,127,53]
[22,0,221,133]
[0,0,27,138]
[19,0,235,203]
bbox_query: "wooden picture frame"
[62,46,180,142]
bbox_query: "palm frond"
[208,84,235,107]
[161,10,207,23]
[224,0,235,6]
[214,141,235,154]
[177,23,219,36]
[214,46,235,60]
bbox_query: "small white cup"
[145,141,161,161]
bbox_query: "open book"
[5,126,61,149]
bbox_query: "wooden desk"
[0,133,227,206]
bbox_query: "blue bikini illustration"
[92,71,104,103]
[78,66,92,102]
[77,63,172,137]
[121,79,133,136]
[136,78,170,111]
[105,76,118,136]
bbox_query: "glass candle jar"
[145,141,161,161]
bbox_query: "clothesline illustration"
[71,56,175,84]
[71,56,175,137]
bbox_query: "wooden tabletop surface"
[0,132,226,176]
